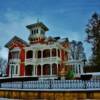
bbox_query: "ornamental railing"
[25,57,61,65]
[0,79,100,90]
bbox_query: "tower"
[26,21,49,44]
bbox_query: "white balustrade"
[0,79,100,90]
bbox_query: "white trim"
[10,47,20,52]
[50,64,52,75]
[0,88,100,92]
[41,65,43,76]
[9,64,20,77]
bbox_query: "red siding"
[61,50,65,61]
[20,49,25,62]
[6,51,10,76]
[20,49,25,76]
[7,41,26,76]
[20,63,25,76]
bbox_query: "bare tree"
[0,47,7,76]
[70,41,86,60]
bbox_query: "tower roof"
[26,22,49,31]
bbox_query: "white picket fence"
[1,79,100,90]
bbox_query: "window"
[26,50,33,59]
[33,29,38,34]
[37,51,41,58]
[15,65,18,74]
[52,64,57,75]
[43,49,50,58]
[37,65,41,75]
[58,49,60,57]
[52,48,56,57]
[11,64,19,76]
[10,51,19,59]
[43,64,50,75]
[11,65,14,75]
[41,30,44,35]
[79,65,81,73]
[36,29,38,33]
[34,30,36,34]
[31,30,33,34]
[25,65,33,76]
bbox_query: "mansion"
[5,21,86,79]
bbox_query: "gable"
[5,36,29,49]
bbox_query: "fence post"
[49,79,52,89]
[83,80,87,89]
[22,81,23,89]
[0,82,1,88]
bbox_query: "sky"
[0,0,100,59]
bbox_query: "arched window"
[43,64,50,75]
[58,49,60,57]
[31,30,33,34]
[25,65,33,76]
[43,49,50,58]
[37,65,41,75]
[52,48,56,57]
[52,63,57,75]
[37,51,41,58]
[65,52,68,60]
[58,64,61,74]
[26,50,33,59]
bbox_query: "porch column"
[50,64,52,76]
[33,50,35,59]
[57,63,58,75]
[33,65,35,76]
[50,49,52,57]
[35,50,37,58]
[77,64,79,75]
[35,65,37,76]
[60,49,61,58]
[81,66,83,74]
[56,48,58,57]
[50,49,52,64]
[41,65,43,76]
[41,50,43,63]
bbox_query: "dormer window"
[36,29,38,33]
[31,30,33,34]
[33,29,38,34]
[27,22,48,43]
[41,30,44,35]
[34,30,36,34]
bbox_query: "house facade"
[5,21,85,79]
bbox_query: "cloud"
[0,48,8,59]
[0,10,92,60]
[0,10,37,59]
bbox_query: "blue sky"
[0,0,100,59]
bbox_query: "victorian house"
[5,21,72,79]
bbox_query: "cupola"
[26,20,49,44]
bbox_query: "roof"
[26,22,49,31]
[5,36,29,48]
